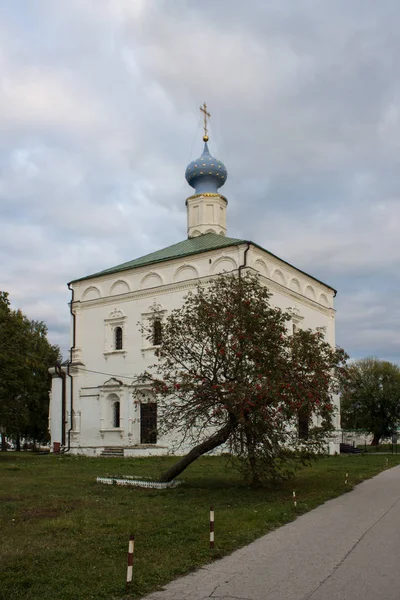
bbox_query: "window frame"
[141,303,166,354]
[140,402,157,444]
[104,310,127,356]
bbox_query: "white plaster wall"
[52,241,340,454]
[186,194,227,237]
[49,375,63,446]
[49,373,72,449]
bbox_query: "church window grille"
[112,401,120,428]
[115,327,123,350]
[153,319,162,346]
[140,403,157,444]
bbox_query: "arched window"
[115,326,123,350]
[112,401,120,428]
[153,319,162,346]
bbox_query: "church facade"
[49,121,340,456]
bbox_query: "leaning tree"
[135,272,348,485]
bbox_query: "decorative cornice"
[101,377,124,388]
[186,193,228,206]
[187,192,227,200]
[73,267,333,318]
[254,270,334,316]
[75,279,202,310]
[251,245,335,295]
[104,315,127,323]
[108,308,124,319]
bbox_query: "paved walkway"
[143,465,400,600]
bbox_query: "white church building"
[49,112,340,456]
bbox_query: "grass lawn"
[1,452,399,600]
[357,443,400,454]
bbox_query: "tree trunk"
[371,434,381,446]
[15,434,21,452]
[245,426,261,487]
[158,415,238,482]
[1,431,7,452]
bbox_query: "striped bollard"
[126,534,134,587]
[293,491,297,508]
[345,472,348,484]
[210,507,215,549]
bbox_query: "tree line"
[341,357,400,445]
[0,291,61,451]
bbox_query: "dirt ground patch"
[19,506,64,521]
[18,500,86,521]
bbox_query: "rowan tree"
[341,357,400,445]
[135,272,348,485]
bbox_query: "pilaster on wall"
[186,193,227,238]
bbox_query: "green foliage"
[341,357,400,445]
[0,292,61,447]
[136,272,348,484]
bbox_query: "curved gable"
[110,279,130,296]
[210,255,238,274]
[173,264,199,283]
[82,286,101,301]
[253,259,270,277]
[289,278,301,294]
[272,268,286,286]
[305,285,316,300]
[140,272,163,289]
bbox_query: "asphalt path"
[142,464,400,600]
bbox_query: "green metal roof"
[69,233,246,284]
[69,232,336,293]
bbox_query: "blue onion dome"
[185,141,228,194]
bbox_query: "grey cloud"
[0,0,399,362]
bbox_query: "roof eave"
[248,241,337,295]
[68,239,246,286]
[69,237,336,296]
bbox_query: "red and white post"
[210,507,215,549]
[126,534,134,587]
[293,491,297,508]
[345,473,348,484]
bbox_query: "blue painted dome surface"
[185,142,227,194]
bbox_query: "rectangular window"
[140,403,157,444]
[298,411,309,440]
[153,319,162,346]
[113,401,120,428]
[115,326,123,350]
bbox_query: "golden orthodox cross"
[200,102,211,141]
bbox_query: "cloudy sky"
[1,0,399,363]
